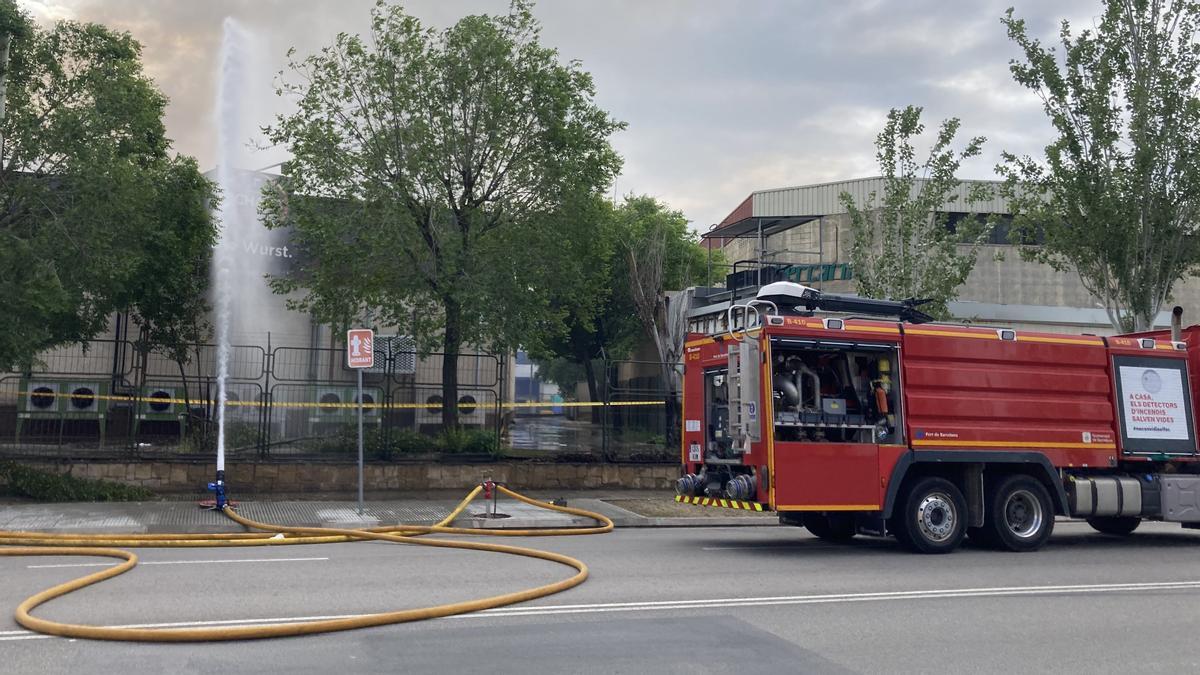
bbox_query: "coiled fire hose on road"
[0,485,613,642]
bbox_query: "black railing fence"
[1,341,674,462]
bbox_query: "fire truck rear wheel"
[893,477,967,554]
[983,474,1054,552]
[803,513,856,542]
[1086,516,1141,536]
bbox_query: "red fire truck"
[676,281,1200,553]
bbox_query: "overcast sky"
[20,0,1099,231]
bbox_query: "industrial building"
[692,177,1199,335]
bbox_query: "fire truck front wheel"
[892,477,968,554]
[981,474,1055,552]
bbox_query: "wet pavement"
[506,414,604,454]
[0,489,777,534]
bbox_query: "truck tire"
[981,475,1054,552]
[804,513,856,542]
[892,477,967,554]
[1087,516,1141,536]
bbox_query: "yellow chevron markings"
[674,495,764,511]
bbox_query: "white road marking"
[26,557,328,569]
[1,579,1197,641]
[467,580,1200,617]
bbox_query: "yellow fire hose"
[0,485,613,642]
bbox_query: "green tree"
[0,2,216,369]
[526,195,640,420]
[262,1,623,427]
[1000,2,1200,332]
[528,356,592,395]
[840,106,990,320]
[122,157,217,429]
[617,195,713,444]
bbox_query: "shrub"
[306,428,498,460]
[0,462,155,502]
[387,430,436,455]
[317,428,439,460]
[437,428,503,457]
[176,422,259,454]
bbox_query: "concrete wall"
[7,460,679,493]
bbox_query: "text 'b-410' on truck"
[676,281,1200,553]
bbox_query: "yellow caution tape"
[9,390,664,410]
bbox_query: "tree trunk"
[582,355,601,424]
[441,297,462,429]
[0,34,11,147]
[176,356,192,437]
[659,361,680,447]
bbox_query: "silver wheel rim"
[916,492,957,543]
[1004,489,1043,539]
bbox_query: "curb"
[608,516,778,528]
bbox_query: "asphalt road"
[2,520,1200,674]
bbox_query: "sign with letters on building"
[1113,355,1196,455]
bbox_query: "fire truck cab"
[677,282,1200,553]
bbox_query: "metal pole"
[757,219,763,287]
[357,367,364,515]
[707,239,712,287]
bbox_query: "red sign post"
[347,328,373,513]
[347,329,374,369]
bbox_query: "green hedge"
[0,462,155,502]
[314,428,503,460]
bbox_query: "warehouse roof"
[706,176,1010,240]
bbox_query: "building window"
[940,213,1040,245]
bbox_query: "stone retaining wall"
[8,460,678,493]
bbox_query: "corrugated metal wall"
[752,178,1011,218]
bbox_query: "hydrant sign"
[347,329,374,369]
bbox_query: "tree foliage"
[1000,1,1200,332]
[263,0,623,426]
[0,2,215,369]
[525,195,640,415]
[124,156,216,428]
[617,195,713,443]
[840,106,990,320]
[527,194,714,428]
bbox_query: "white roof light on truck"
[754,281,936,323]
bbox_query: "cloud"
[16,0,74,22]
[16,0,1098,232]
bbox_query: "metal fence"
[0,340,500,462]
[0,341,674,463]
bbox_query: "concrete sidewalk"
[0,490,778,534]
